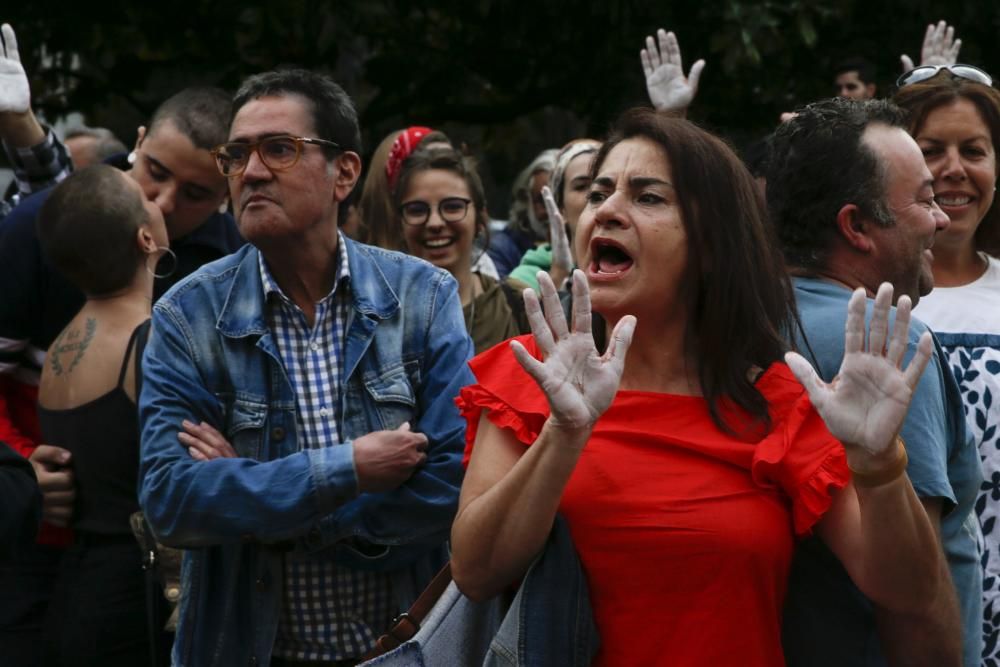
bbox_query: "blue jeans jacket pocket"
[363,366,417,431]
[218,395,268,459]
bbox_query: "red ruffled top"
[457,336,850,667]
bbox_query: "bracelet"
[849,437,908,488]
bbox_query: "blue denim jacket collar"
[215,239,401,341]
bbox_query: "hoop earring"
[146,247,178,280]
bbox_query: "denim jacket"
[138,239,474,667]
[360,515,600,667]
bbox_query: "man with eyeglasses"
[138,68,473,667]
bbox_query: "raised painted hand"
[0,24,30,115]
[541,185,573,281]
[641,29,705,113]
[511,270,636,431]
[785,283,932,457]
[901,20,962,72]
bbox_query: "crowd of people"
[0,15,997,667]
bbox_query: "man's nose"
[242,149,272,182]
[152,181,177,217]
[931,200,951,231]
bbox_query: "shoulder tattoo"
[49,318,97,376]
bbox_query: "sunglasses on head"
[897,64,993,88]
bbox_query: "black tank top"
[38,320,150,536]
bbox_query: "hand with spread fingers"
[785,283,933,459]
[0,23,30,116]
[641,28,705,114]
[541,185,573,286]
[511,270,636,432]
[900,19,962,72]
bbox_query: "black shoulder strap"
[123,319,152,395]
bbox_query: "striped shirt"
[259,236,395,661]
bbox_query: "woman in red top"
[451,109,944,666]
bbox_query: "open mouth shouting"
[588,238,634,281]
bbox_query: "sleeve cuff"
[306,441,359,513]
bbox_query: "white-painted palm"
[785,283,933,457]
[511,270,636,431]
[641,29,705,113]
[0,24,30,115]
[901,20,962,73]
[541,185,573,276]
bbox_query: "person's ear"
[332,151,362,203]
[136,225,157,254]
[128,126,147,165]
[835,203,875,252]
[865,83,876,98]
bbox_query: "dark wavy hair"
[232,69,361,157]
[894,71,1000,256]
[766,98,906,270]
[590,108,795,437]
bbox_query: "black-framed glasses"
[897,64,993,88]
[399,197,472,226]
[211,136,341,177]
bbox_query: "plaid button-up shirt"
[3,127,73,208]
[260,236,395,661]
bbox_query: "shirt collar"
[258,232,351,305]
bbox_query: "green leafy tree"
[5,0,999,205]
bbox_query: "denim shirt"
[138,239,474,667]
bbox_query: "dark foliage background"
[4,0,1000,214]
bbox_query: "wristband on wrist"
[849,436,908,488]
